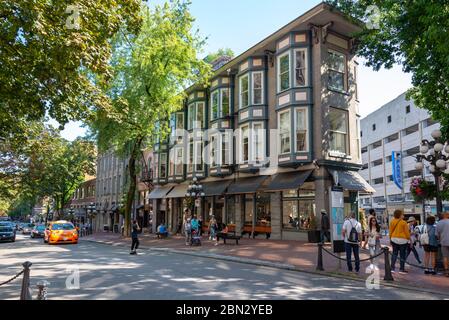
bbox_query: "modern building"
[94,151,127,232]
[148,3,375,241]
[359,92,449,224]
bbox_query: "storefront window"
[226,196,235,225]
[244,194,254,225]
[256,193,271,226]
[282,189,316,230]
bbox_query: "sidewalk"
[83,232,449,296]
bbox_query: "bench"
[216,232,241,245]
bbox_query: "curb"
[84,238,449,298]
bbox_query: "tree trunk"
[124,138,143,237]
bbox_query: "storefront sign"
[392,151,403,190]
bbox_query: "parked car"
[31,225,46,238]
[44,221,78,245]
[21,223,34,235]
[0,222,16,242]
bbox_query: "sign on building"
[392,151,403,190]
[329,186,345,253]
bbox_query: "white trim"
[220,87,230,117]
[252,121,264,162]
[294,48,308,87]
[210,90,219,121]
[240,124,250,163]
[278,109,292,155]
[294,107,309,153]
[252,71,264,105]
[239,73,249,109]
[277,51,291,93]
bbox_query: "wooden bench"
[216,232,241,245]
[241,225,272,239]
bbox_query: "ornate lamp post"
[185,176,205,218]
[86,202,96,235]
[415,129,449,220]
[68,206,75,223]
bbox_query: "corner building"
[149,3,374,241]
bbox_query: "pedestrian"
[209,216,217,241]
[436,212,449,277]
[320,209,331,243]
[130,220,140,255]
[406,217,422,265]
[421,215,438,275]
[389,210,410,274]
[191,215,199,234]
[198,215,203,236]
[341,212,362,273]
[367,216,381,269]
[184,217,192,246]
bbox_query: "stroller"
[190,229,202,246]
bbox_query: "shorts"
[423,245,439,253]
[441,246,449,258]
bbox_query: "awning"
[265,170,313,192]
[136,204,144,210]
[148,186,174,199]
[166,185,189,198]
[226,176,270,195]
[203,180,232,196]
[328,169,376,193]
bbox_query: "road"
[0,234,447,300]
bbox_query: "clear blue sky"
[58,0,412,140]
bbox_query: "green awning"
[202,180,233,196]
[165,185,189,198]
[226,176,269,195]
[265,170,313,192]
[328,169,375,193]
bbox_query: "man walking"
[341,212,362,273]
[130,220,140,255]
[320,209,331,243]
[436,212,449,277]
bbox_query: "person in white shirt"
[341,212,363,273]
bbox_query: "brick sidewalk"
[83,232,449,295]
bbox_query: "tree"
[326,0,449,138]
[203,48,235,64]
[0,0,142,141]
[90,1,211,237]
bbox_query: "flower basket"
[410,177,437,202]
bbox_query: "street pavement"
[0,234,447,300]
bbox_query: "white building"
[359,92,448,224]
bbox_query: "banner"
[392,151,403,190]
[329,186,345,253]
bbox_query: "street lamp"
[185,176,205,218]
[415,129,449,219]
[86,202,95,234]
[68,206,75,223]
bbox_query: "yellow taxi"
[44,220,78,245]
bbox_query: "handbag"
[420,225,429,246]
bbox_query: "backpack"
[348,220,359,243]
[420,225,429,245]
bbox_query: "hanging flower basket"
[410,177,437,202]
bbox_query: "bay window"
[221,88,230,117]
[210,88,230,120]
[329,108,349,155]
[222,133,231,166]
[159,153,167,179]
[187,102,205,129]
[211,91,219,120]
[239,74,249,109]
[210,135,218,167]
[175,148,183,175]
[295,108,308,152]
[294,49,308,86]
[278,52,291,92]
[195,141,203,171]
[328,50,346,91]
[252,72,263,105]
[253,122,264,161]
[279,110,291,154]
[188,140,194,172]
[241,125,249,163]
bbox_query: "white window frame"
[210,134,219,168]
[220,88,230,117]
[240,124,250,163]
[252,71,264,105]
[195,141,204,172]
[328,107,349,155]
[195,102,205,129]
[210,90,220,121]
[252,122,264,162]
[187,103,195,130]
[294,48,308,87]
[188,140,194,173]
[294,107,309,152]
[278,109,292,155]
[159,153,167,179]
[239,74,249,109]
[328,49,347,92]
[277,51,291,93]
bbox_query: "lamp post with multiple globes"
[185,177,205,218]
[415,129,449,220]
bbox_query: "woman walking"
[422,215,439,275]
[130,220,140,255]
[367,216,381,269]
[406,217,422,265]
[209,216,218,241]
[389,210,410,274]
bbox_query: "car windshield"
[36,226,45,231]
[0,226,12,232]
[52,223,74,230]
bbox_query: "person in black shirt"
[130,220,140,255]
[320,209,331,243]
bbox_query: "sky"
[57,0,412,141]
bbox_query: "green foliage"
[410,177,437,202]
[204,48,235,64]
[0,0,142,141]
[327,0,449,139]
[89,1,211,236]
